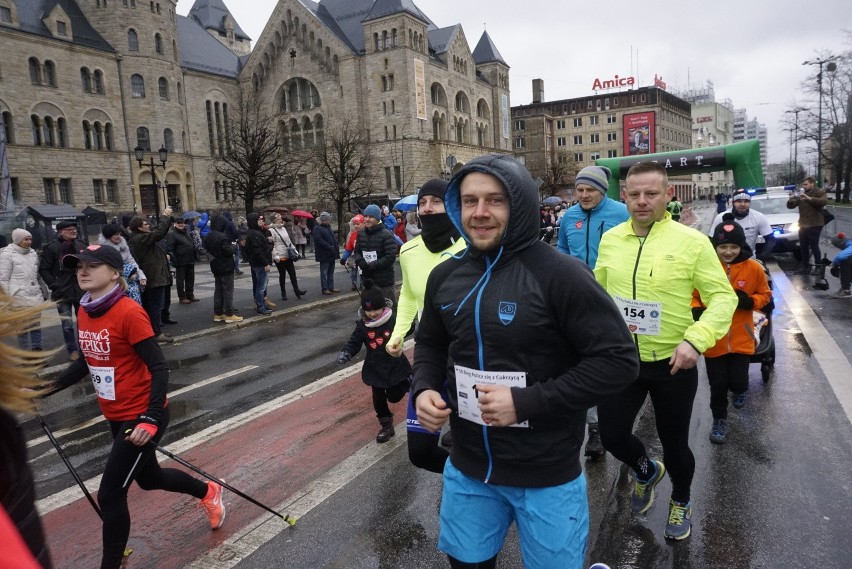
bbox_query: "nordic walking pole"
[137,437,296,525]
[39,415,102,519]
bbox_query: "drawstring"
[454,246,503,320]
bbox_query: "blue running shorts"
[438,459,589,568]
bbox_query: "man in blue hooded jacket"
[412,154,638,569]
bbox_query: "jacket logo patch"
[575,220,584,230]
[736,280,746,288]
[498,302,517,325]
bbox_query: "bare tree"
[525,149,577,200]
[313,117,372,240]
[214,89,311,214]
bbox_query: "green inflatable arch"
[595,139,765,199]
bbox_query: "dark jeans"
[99,412,207,569]
[161,284,172,318]
[141,285,165,335]
[838,258,852,290]
[799,225,824,267]
[212,272,236,315]
[274,259,301,297]
[598,360,698,503]
[174,264,196,300]
[705,353,751,419]
[56,301,79,354]
[250,266,269,310]
[18,328,43,351]
[319,261,335,291]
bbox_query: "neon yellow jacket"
[594,213,737,362]
[389,235,467,346]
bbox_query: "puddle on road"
[787,330,813,356]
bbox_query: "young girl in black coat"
[337,280,411,442]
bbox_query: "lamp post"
[803,56,839,186]
[134,145,168,219]
[785,107,806,183]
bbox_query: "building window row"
[92,178,118,204]
[278,115,324,150]
[128,28,165,53]
[30,115,67,148]
[278,78,321,113]
[29,58,57,87]
[206,100,230,156]
[80,67,106,94]
[453,56,468,75]
[43,178,72,205]
[372,29,399,52]
[83,120,113,150]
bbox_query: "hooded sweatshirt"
[244,213,272,267]
[203,215,236,275]
[412,154,638,488]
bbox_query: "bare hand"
[669,340,700,375]
[415,389,451,432]
[139,279,147,287]
[164,206,173,216]
[125,426,153,447]
[476,384,518,426]
[386,337,403,357]
[264,265,271,273]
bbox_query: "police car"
[747,186,800,256]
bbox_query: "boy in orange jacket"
[692,215,771,444]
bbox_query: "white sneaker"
[829,289,851,299]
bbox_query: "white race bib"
[363,250,378,263]
[454,365,528,428]
[88,364,116,400]
[613,295,662,336]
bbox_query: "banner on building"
[414,59,427,121]
[501,94,509,139]
[623,111,655,156]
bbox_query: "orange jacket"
[692,257,771,357]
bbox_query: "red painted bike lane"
[41,368,410,568]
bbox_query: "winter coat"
[268,223,295,260]
[0,245,43,307]
[557,197,629,268]
[312,222,340,263]
[382,213,397,231]
[244,213,272,267]
[692,252,772,357]
[291,218,308,245]
[166,227,198,266]
[393,220,407,243]
[128,216,173,288]
[404,221,422,241]
[413,154,639,488]
[97,234,146,283]
[353,223,398,288]
[38,237,87,303]
[787,187,828,228]
[341,307,412,388]
[203,215,236,275]
[198,213,211,238]
[221,212,239,241]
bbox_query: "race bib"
[88,364,116,401]
[363,251,378,263]
[455,365,528,428]
[613,295,662,336]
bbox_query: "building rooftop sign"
[592,74,635,92]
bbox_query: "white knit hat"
[12,228,32,245]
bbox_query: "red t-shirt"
[77,296,158,421]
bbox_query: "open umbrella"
[542,196,562,206]
[393,194,418,212]
[290,209,314,219]
[181,210,202,220]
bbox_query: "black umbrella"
[181,210,202,220]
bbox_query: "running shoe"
[200,481,226,529]
[830,289,851,298]
[709,418,728,444]
[213,314,225,322]
[631,460,666,514]
[732,392,746,409]
[664,499,692,540]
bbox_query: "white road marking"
[29,366,259,449]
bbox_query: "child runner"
[337,280,412,442]
[340,214,365,291]
[692,215,771,444]
[47,244,225,569]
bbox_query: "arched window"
[104,123,113,150]
[81,67,92,92]
[128,29,138,51]
[1,112,14,144]
[373,33,380,52]
[43,61,56,86]
[136,126,150,151]
[82,120,92,149]
[181,131,187,153]
[31,115,42,145]
[57,118,67,148]
[314,115,324,146]
[131,74,145,98]
[155,33,163,54]
[93,122,103,150]
[177,82,183,104]
[302,117,314,147]
[43,117,54,147]
[93,70,105,94]
[163,128,174,152]
[278,77,321,113]
[391,29,398,47]
[29,58,41,84]
[158,77,169,100]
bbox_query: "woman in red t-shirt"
[49,244,225,569]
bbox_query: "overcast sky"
[178,0,849,167]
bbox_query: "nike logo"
[440,303,455,311]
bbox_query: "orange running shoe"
[200,481,226,529]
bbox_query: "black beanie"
[417,179,449,202]
[360,280,387,311]
[712,215,747,248]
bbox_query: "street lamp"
[803,56,839,186]
[134,145,168,218]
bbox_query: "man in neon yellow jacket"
[594,161,736,541]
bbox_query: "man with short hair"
[557,165,629,459]
[38,220,87,359]
[594,161,737,540]
[353,204,398,303]
[788,176,828,274]
[413,154,639,568]
[708,188,773,257]
[128,208,175,343]
[244,212,275,315]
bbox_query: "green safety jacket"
[594,213,736,362]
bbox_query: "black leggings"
[598,360,698,503]
[705,353,750,419]
[99,413,207,569]
[274,259,301,296]
[370,380,409,419]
